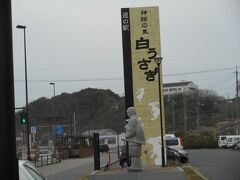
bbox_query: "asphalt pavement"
[38,152,118,180]
[187,149,240,180]
[38,149,240,180]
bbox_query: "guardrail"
[32,154,61,167]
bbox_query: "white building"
[81,129,125,148]
[163,81,197,96]
[99,133,126,148]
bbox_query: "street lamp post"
[16,25,30,160]
[49,82,56,97]
[49,82,57,156]
[154,55,165,167]
[114,106,120,159]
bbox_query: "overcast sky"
[12,0,240,108]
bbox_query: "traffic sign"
[53,125,64,135]
[31,126,37,134]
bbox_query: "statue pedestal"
[86,167,186,180]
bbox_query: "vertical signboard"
[121,6,166,166]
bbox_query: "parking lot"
[187,148,240,180]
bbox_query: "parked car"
[99,144,109,153]
[232,141,240,150]
[235,142,240,151]
[19,160,47,180]
[166,146,179,161]
[165,137,183,150]
[167,146,189,163]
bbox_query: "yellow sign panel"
[121,6,165,167]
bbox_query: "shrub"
[183,134,218,149]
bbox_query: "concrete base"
[87,167,186,180]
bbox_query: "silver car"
[165,137,184,150]
[19,160,47,180]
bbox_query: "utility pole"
[70,114,73,138]
[73,112,76,136]
[196,87,200,134]
[183,90,187,137]
[227,93,230,122]
[172,99,176,133]
[88,107,91,137]
[236,66,239,135]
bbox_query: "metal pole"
[88,108,91,137]
[23,27,31,160]
[0,0,19,178]
[172,99,175,133]
[49,82,55,97]
[73,112,76,136]
[93,133,100,170]
[53,84,56,97]
[196,87,200,134]
[157,62,165,167]
[16,25,30,160]
[236,66,239,135]
[50,83,57,156]
[183,89,187,137]
[115,107,120,159]
[71,114,73,137]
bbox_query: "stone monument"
[124,107,145,172]
[85,106,186,180]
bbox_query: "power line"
[187,74,234,82]
[204,75,234,89]
[15,77,123,83]
[167,49,240,61]
[164,67,236,77]
[14,66,239,83]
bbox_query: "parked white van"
[165,134,175,138]
[218,135,227,148]
[225,135,240,148]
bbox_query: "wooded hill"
[15,88,235,137]
[15,88,126,137]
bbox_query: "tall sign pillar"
[121,6,166,167]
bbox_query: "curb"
[79,159,119,180]
[183,165,208,180]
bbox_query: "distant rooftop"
[81,129,116,137]
[163,81,192,88]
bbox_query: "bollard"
[34,157,37,167]
[41,155,43,166]
[93,133,100,170]
[108,151,111,170]
[47,155,48,165]
[126,142,131,167]
[58,153,61,163]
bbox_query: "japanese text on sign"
[135,10,158,81]
[122,11,130,31]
